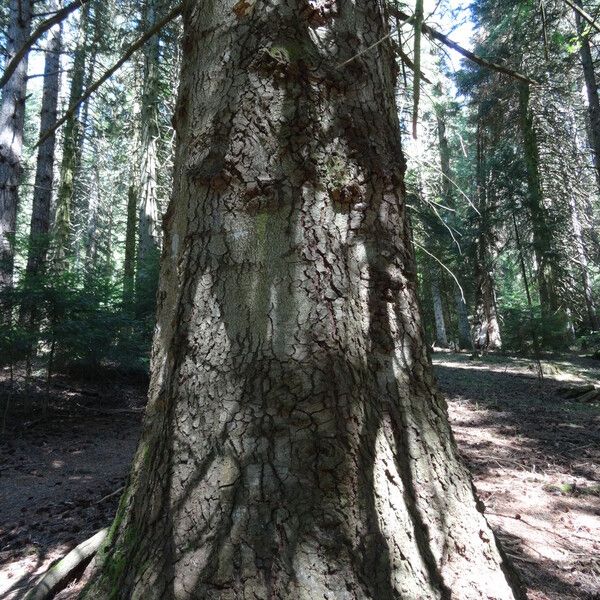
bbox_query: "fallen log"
[557,384,596,399]
[24,528,107,600]
[576,389,600,403]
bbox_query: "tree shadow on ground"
[494,527,593,600]
[434,359,600,483]
[433,355,600,600]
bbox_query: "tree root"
[24,528,108,600]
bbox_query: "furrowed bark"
[85,2,524,598]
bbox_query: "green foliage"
[578,331,600,355]
[499,303,572,353]
[0,260,155,378]
[496,257,574,352]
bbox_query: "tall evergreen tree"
[25,7,62,280]
[53,0,91,265]
[0,0,32,288]
[85,2,523,597]
[135,0,163,309]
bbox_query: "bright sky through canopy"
[441,0,475,70]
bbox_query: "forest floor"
[0,353,599,599]
[435,352,600,600]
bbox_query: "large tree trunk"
[25,13,62,280]
[85,2,522,598]
[0,0,32,288]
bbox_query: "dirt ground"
[0,353,599,599]
[435,352,600,600]
[0,370,145,600]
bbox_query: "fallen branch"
[74,403,144,414]
[96,486,125,505]
[24,528,107,600]
[56,487,125,518]
[557,383,600,403]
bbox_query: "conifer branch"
[34,3,184,150]
[390,7,538,85]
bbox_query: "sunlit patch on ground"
[1,355,598,599]
[435,352,600,600]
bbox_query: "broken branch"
[390,7,538,85]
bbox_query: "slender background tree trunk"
[0,0,32,288]
[135,0,162,307]
[568,190,599,330]
[455,287,472,349]
[519,84,554,316]
[435,103,471,349]
[123,184,137,309]
[575,0,600,191]
[473,118,502,351]
[53,2,91,266]
[25,11,62,280]
[430,267,449,347]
